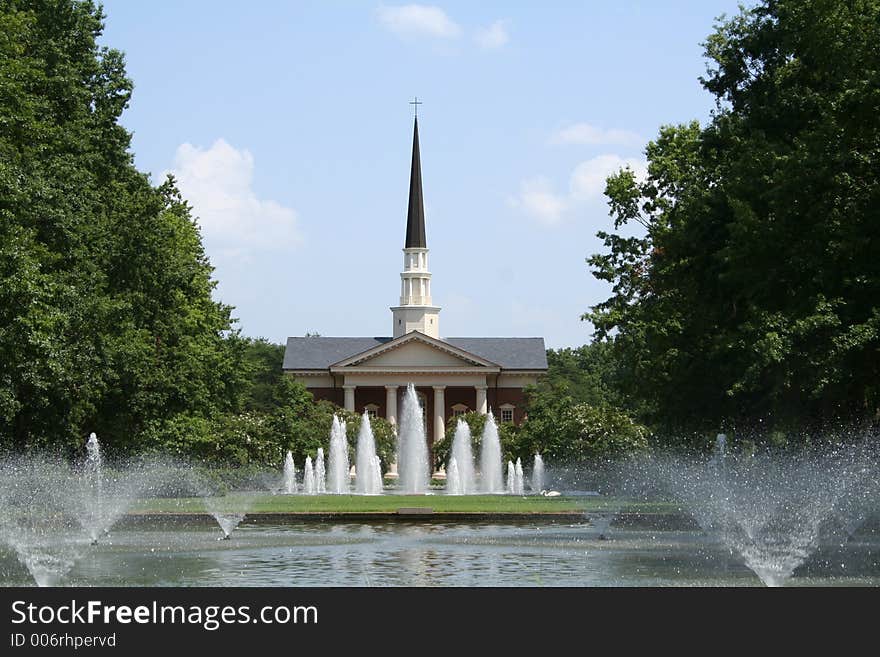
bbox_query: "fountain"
[0,455,104,585]
[820,451,879,540]
[397,384,429,494]
[316,448,326,493]
[283,451,297,494]
[210,512,246,540]
[78,433,108,543]
[70,433,149,545]
[449,419,476,494]
[531,454,545,494]
[372,456,383,494]
[189,457,255,540]
[0,409,876,588]
[80,433,106,544]
[355,412,383,495]
[303,456,316,495]
[327,415,350,494]
[480,412,504,493]
[635,439,879,586]
[446,458,462,495]
[711,433,727,465]
[86,432,102,472]
[202,492,252,540]
[588,508,618,540]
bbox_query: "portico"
[285,330,544,443]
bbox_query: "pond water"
[1,519,877,587]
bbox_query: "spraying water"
[449,419,476,494]
[283,451,297,494]
[76,432,141,544]
[303,456,316,495]
[85,433,102,472]
[372,455,383,493]
[514,458,524,495]
[316,448,326,494]
[506,461,515,494]
[355,412,383,494]
[200,484,254,540]
[327,415,350,494]
[710,433,727,469]
[397,384,429,494]
[531,454,545,494]
[447,457,462,495]
[480,412,504,493]
[632,442,878,586]
[590,512,615,540]
[0,457,86,585]
[82,433,104,543]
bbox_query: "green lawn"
[130,494,675,514]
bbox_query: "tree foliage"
[586,0,880,439]
[133,337,398,470]
[433,343,651,468]
[0,2,403,470]
[516,389,648,464]
[0,1,241,455]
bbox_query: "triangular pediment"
[330,332,499,370]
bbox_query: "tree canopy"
[586,0,880,440]
[0,0,242,455]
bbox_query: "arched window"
[364,403,379,419]
[451,403,469,418]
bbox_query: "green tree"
[515,390,648,464]
[239,339,288,413]
[0,1,241,455]
[586,0,880,440]
[543,342,635,410]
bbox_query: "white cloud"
[551,122,643,147]
[475,19,510,49]
[569,154,647,201]
[376,4,462,39]
[166,139,301,253]
[509,177,568,226]
[513,154,646,224]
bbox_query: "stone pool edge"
[119,511,701,530]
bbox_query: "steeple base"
[391,305,441,338]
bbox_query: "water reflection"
[1,520,877,587]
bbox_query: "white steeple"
[391,115,440,339]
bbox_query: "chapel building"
[282,116,547,445]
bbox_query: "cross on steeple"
[409,96,422,118]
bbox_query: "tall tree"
[0,1,241,454]
[586,0,880,439]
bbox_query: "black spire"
[405,116,426,249]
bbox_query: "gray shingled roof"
[282,336,547,371]
[446,338,548,369]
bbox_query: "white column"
[385,385,398,425]
[433,386,446,446]
[475,385,488,415]
[343,385,356,412]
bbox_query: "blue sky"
[99,1,744,349]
